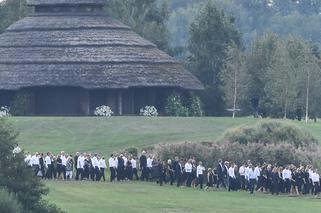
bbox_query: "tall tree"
[188,1,241,115]
[0,0,27,32]
[244,32,279,117]
[264,40,297,118]
[220,44,246,118]
[107,0,170,51]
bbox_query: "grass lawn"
[45,180,321,213]
[7,116,321,155]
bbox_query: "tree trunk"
[283,87,288,119]
[232,68,238,119]
[305,70,310,124]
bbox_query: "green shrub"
[188,94,203,117]
[151,121,321,168]
[220,121,318,148]
[0,189,23,213]
[124,147,138,156]
[10,90,33,116]
[165,93,189,116]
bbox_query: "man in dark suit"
[216,159,226,188]
[175,159,183,187]
[117,154,125,181]
[139,151,148,181]
[74,152,79,180]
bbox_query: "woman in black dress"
[206,168,214,190]
[167,159,175,185]
[56,155,63,180]
[271,167,279,195]
[291,166,299,196]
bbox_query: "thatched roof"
[27,0,106,5]
[0,0,203,90]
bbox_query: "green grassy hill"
[7,116,321,155]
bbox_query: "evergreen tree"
[0,119,64,213]
[188,1,241,115]
[107,0,170,51]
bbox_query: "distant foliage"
[188,94,203,117]
[221,121,318,148]
[94,105,114,117]
[10,90,33,116]
[0,106,10,117]
[0,189,23,213]
[139,106,158,117]
[165,93,189,117]
[152,121,321,168]
[153,141,321,169]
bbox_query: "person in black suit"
[216,159,226,188]
[117,154,125,181]
[39,153,45,179]
[175,159,183,187]
[140,151,148,181]
[74,152,79,180]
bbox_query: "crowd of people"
[23,149,321,197]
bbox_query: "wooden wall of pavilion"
[0,87,173,116]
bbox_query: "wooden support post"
[118,90,123,116]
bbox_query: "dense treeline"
[0,0,321,118]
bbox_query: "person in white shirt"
[12,144,21,154]
[147,155,153,180]
[61,151,67,180]
[247,164,257,194]
[45,152,52,179]
[91,153,100,181]
[282,166,292,193]
[31,152,40,176]
[130,156,139,180]
[76,153,84,180]
[196,161,205,189]
[185,159,193,187]
[108,154,116,182]
[312,169,320,197]
[99,156,107,181]
[24,152,32,167]
[239,163,246,190]
[228,163,236,192]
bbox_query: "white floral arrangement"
[139,106,158,117]
[0,106,10,117]
[94,105,114,117]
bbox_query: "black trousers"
[169,171,175,185]
[117,168,124,181]
[133,168,139,180]
[33,165,39,176]
[198,175,204,189]
[240,175,246,190]
[95,167,100,181]
[284,179,291,193]
[176,174,182,187]
[186,172,193,187]
[217,176,226,188]
[100,168,105,181]
[314,182,320,195]
[110,167,116,182]
[228,177,235,191]
[46,166,52,179]
[62,165,66,179]
[249,179,256,194]
[76,168,84,180]
[140,167,148,181]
